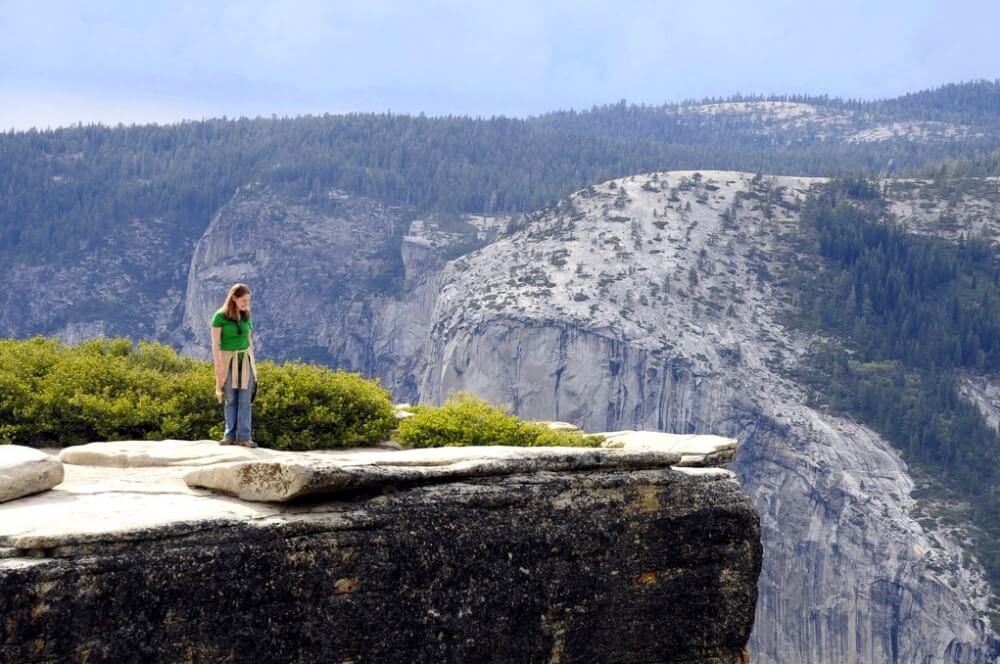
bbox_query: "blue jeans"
[223,359,254,442]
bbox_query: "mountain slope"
[412,170,1000,662]
[3,81,999,276]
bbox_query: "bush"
[0,336,394,449]
[251,361,395,451]
[393,392,604,448]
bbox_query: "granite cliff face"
[408,171,1000,662]
[178,185,505,401]
[179,183,408,368]
[0,214,192,342]
[0,444,761,664]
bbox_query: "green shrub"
[251,361,395,451]
[393,392,603,448]
[0,336,394,449]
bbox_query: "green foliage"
[909,149,1000,178]
[251,361,395,451]
[393,392,604,448]
[0,337,394,449]
[786,177,1000,621]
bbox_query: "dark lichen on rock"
[0,458,760,664]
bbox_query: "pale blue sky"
[1,0,997,130]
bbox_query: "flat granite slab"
[0,439,745,552]
[59,439,270,467]
[598,431,738,466]
[183,445,684,502]
[0,463,281,552]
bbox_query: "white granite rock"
[535,421,581,432]
[0,446,64,503]
[596,431,737,467]
[0,464,280,551]
[59,439,272,468]
[185,445,682,502]
[0,443,711,551]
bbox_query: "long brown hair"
[221,283,251,321]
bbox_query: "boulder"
[0,446,64,503]
[394,403,417,419]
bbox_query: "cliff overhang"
[1,441,761,663]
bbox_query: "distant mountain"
[2,80,998,271]
[537,79,1000,150]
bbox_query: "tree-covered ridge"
[786,176,1000,625]
[0,115,675,267]
[851,79,1000,122]
[537,79,1000,145]
[667,79,1000,121]
[3,81,999,269]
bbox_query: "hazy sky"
[1,0,997,130]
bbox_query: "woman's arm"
[211,326,224,384]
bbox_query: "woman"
[211,283,258,447]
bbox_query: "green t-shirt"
[211,309,252,351]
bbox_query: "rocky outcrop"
[0,442,761,663]
[0,446,63,503]
[958,373,1000,434]
[0,216,191,341]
